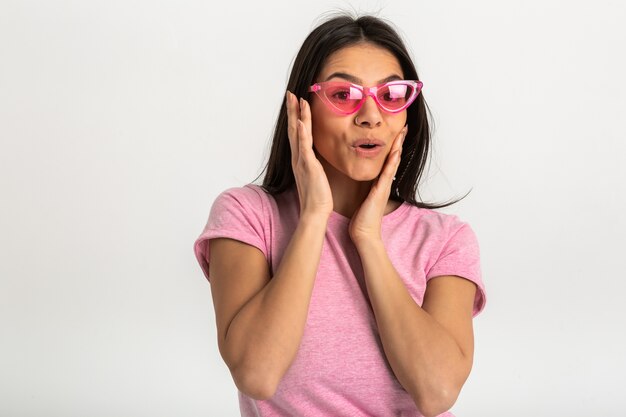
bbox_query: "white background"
[1,0,625,416]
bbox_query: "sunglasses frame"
[308,80,423,116]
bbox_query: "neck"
[318,156,375,218]
[317,156,403,219]
[330,177,373,218]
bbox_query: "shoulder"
[211,184,273,213]
[399,203,475,239]
[390,204,481,267]
[208,184,302,231]
[205,184,273,229]
[387,203,485,315]
[215,184,271,204]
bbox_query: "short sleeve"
[426,220,486,317]
[193,186,269,282]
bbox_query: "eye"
[380,84,409,103]
[382,92,398,102]
[325,83,362,103]
[331,89,350,101]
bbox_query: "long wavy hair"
[261,13,468,209]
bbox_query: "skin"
[308,43,407,220]
[208,43,478,417]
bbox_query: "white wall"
[1,1,625,416]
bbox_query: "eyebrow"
[323,72,403,84]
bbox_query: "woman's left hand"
[349,126,407,246]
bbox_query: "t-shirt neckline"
[328,201,410,226]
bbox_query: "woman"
[194,13,486,417]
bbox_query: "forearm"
[355,239,471,416]
[224,214,328,396]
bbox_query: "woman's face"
[310,42,408,183]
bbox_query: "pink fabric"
[194,184,486,417]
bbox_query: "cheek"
[392,112,408,129]
[310,103,338,145]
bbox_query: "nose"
[354,95,382,128]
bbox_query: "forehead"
[318,43,403,83]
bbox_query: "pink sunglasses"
[308,80,422,115]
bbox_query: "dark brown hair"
[261,13,468,208]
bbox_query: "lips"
[353,138,385,148]
[352,138,386,158]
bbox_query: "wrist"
[352,234,385,253]
[298,211,331,228]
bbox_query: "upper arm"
[421,275,477,360]
[208,237,271,354]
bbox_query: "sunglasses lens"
[321,84,364,113]
[377,83,415,112]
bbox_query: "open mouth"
[352,139,385,156]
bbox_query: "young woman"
[194,13,486,417]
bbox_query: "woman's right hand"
[285,90,333,219]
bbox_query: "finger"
[286,90,301,122]
[285,91,301,166]
[299,98,314,150]
[377,129,406,190]
[391,125,408,153]
[392,127,408,171]
[386,126,407,175]
[382,149,402,186]
[298,99,316,162]
[297,119,311,162]
[387,127,407,168]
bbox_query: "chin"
[348,170,382,182]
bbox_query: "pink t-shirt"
[194,184,486,417]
